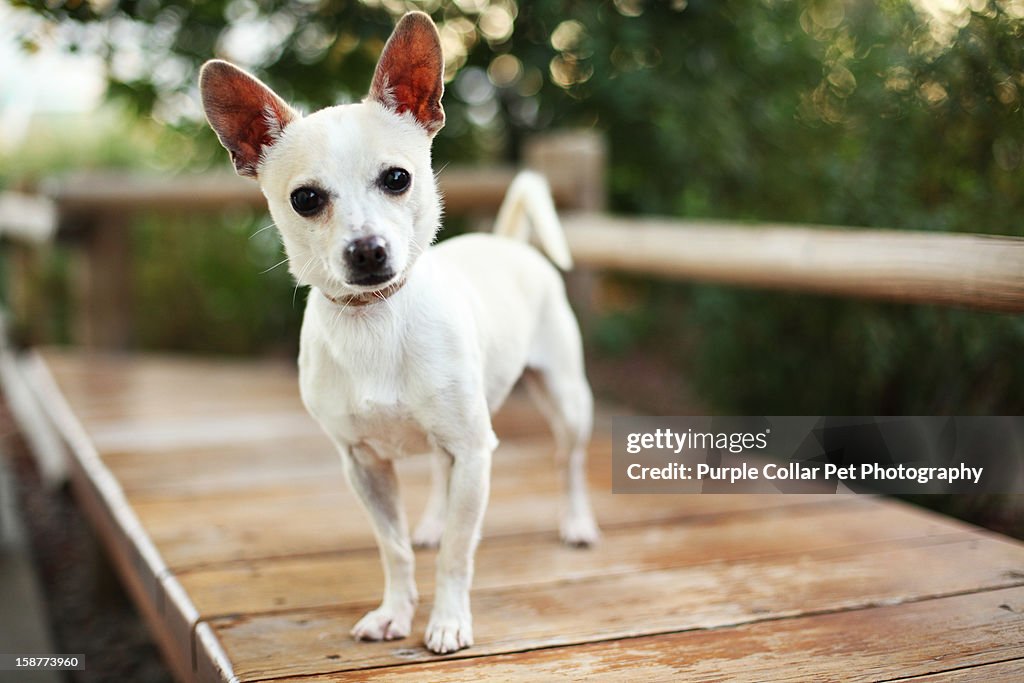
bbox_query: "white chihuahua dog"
[200,11,598,654]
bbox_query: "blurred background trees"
[2,0,1023,414]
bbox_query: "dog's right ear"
[199,60,298,178]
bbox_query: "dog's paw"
[560,512,600,547]
[351,605,413,642]
[412,516,444,549]
[424,614,473,654]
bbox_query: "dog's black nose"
[344,235,392,283]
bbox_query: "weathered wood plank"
[100,435,569,502]
[131,479,851,570]
[100,432,563,498]
[101,436,341,497]
[277,587,1024,683]
[38,351,304,422]
[178,499,953,619]
[37,349,583,440]
[886,658,1024,682]
[205,536,1024,680]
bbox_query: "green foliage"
[571,1,1024,414]
[683,289,1024,414]
[8,0,1024,414]
[131,209,304,355]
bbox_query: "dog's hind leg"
[412,451,450,548]
[524,368,599,546]
[524,302,600,546]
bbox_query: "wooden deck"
[21,349,1024,682]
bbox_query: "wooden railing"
[562,213,1024,313]
[7,129,1024,349]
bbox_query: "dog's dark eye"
[379,167,411,194]
[290,187,325,217]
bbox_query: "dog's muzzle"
[344,235,395,286]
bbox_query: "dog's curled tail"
[493,171,573,270]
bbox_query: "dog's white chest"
[298,306,441,458]
[350,407,434,458]
[303,370,435,458]
[301,357,432,455]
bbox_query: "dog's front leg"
[412,451,450,548]
[424,445,492,654]
[341,445,417,641]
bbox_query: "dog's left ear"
[368,12,445,136]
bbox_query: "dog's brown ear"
[199,60,298,177]
[368,12,445,135]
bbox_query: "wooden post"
[522,130,607,328]
[522,130,607,213]
[71,214,133,349]
[0,191,57,347]
[6,245,50,346]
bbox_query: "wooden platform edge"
[196,622,240,683]
[0,340,69,486]
[21,349,231,683]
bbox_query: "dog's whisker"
[373,288,398,317]
[260,256,290,274]
[292,256,316,307]
[249,222,278,240]
[333,298,350,324]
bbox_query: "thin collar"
[321,277,407,308]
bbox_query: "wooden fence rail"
[562,213,1024,313]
